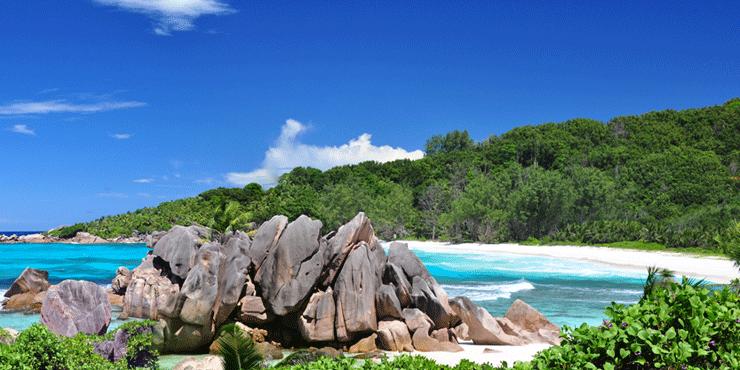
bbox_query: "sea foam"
[442,280,535,301]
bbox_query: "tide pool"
[0,242,646,331]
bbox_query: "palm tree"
[217,324,263,370]
[641,266,675,301]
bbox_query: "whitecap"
[442,280,535,301]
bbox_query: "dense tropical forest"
[54,99,739,253]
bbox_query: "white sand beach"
[400,241,740,284]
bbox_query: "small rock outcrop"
[376,320,413,352]
[41,280,111,337]
[504,299,560,345]
[4,268,50,298]
[450,296,524,345]
[299,289,336,342]
[2,268,50,312]
[173,355,223,370]
[111,266,131,295]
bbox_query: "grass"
[520,238,728,258]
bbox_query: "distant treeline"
[54,99,740,252]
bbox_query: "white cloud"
[9,124,35,136]
[93,0,234,35]
[133,178,154,183]
[112,133,132,140]
[226,119,425,187]
[0,100,146,115]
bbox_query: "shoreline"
[399,241,739,284]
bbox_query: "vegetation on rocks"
[55,100,739,253]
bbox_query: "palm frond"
[217,324,263,370]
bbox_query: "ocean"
[0,231,43,237]
[0,242,646,331]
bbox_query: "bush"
[0,322,159,370]
[528,281,739,369]
[271,354,527,370]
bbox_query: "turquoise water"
[0,242,646,331]
[0,243,149,331]
[413,248,646,327]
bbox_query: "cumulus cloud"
[0,100,146,115]
[112,133,132,140]
[133,178,154,183]
[226,119,425,187]
[9,124,35,136]
[93,0,234,35]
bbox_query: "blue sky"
[1,0,738,230]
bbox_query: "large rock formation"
[41,280,111,337]
[117,212,558,354]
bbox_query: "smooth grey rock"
[173,355,223,370]
[411,319,463,352]
[0,328,19,345]
[237,295,271,325]
[382,263,412,307]
[256,215,325,316]
[111,266,131,295]
[320,212,375,286]
[180,242,223,326]
[249,215,288,272]
[41,280,111,337]
[348,333,378,353]
[387,242,430,280]
[402,308,434,333]
[214,232,251,324]
[4,268,49,297]
[334,242,381,342]
[505,299,560,344]
[153,225,210,279]
[449,296,524,345]
[376,320,413,352]
[410,276,458,329]
[299,289,336,342]
[375,284,403,320]
[93,329,129,362]
[123,255,181,319]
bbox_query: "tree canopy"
[57,99,740,252]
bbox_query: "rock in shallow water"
[41,280,111,337]
[4,267,49,298]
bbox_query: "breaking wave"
[442,280,535,301]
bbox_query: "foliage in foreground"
[0,321,158,370]
[528,281,739,370]
[216,323,263,370]
[272,354,523,370]
[59,100,739,253]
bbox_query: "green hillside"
[53,99,740,252]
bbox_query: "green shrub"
[0,322,159,370]
[528,281,739,370]
[271,354,526,370]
